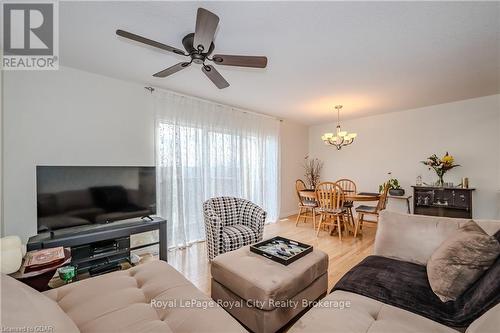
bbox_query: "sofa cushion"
[374,211,500,266]
[43,260,244,333]
[289,290,456,333]
[427,220,500,302]
[1,274,79,332]
[332,255,500,328]
[466,302,500,333]
[374,211,471,265]
[474,219,500,236]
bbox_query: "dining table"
[299,189,380,202]
[298,189,380,236]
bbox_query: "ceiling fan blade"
[212,55,268,68]
[202,65,229,89]
[116,29,187,56]
[153,62,191,78]
[193,8,219,53]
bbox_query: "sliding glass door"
[155,92,279,249]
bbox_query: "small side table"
[10,248,71,291]
[388,195,413,214]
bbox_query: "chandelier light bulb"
[321,105,357,150]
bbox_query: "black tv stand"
[89,261,122,276]
[27,217,168,264]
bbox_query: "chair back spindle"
[336,179,357,195]
[315,182,345,211]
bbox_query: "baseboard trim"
[279,210,299,219]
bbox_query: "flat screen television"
[36,166,156,233]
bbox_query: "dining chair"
[295,179,318,228]
[335,179,357,232]
[354,182,390,237]
[315,182,347,240]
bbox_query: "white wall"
[2,66,304,241]
[309,95,500,219]
[3,67,153,240]
[280,120,309,218]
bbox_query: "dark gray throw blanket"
[332,255,500,328]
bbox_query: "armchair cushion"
[223,225,260,252]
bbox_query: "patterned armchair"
[203,197,266,260]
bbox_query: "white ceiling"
[60,1,500,124]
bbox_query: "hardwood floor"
[167,214,376,295]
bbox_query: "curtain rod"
[144,86,283,122]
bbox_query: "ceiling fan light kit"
[116,8,268,89]
[322,105,357,150]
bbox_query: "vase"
[436,174,444,187]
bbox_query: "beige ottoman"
[211,245,328,333]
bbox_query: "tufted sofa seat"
[290,290,458,333]
[290,291,500,333]
[42,260,245,332]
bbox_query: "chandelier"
[321,105,357,150]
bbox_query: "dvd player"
[71,237,130,274]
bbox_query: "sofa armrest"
[239,200,266,240]
[374,211,471,265]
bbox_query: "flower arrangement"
[303,156,323,189]
[421,152,460,186]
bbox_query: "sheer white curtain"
[154,91,280,249]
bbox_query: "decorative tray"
[250,236,313,265]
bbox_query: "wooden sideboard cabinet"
[412,186,475,219]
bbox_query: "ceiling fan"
[116,8,268,89]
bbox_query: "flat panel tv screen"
[36,166,156,233]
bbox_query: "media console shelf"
[412,186,475,219]
[27,217,168,274]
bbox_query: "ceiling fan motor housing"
[182,33,215,64]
